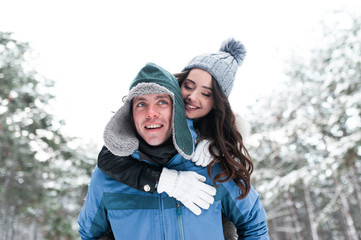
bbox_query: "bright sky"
[1,0,360,147]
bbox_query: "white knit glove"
[192,139,218,167]
[157,168,216,215]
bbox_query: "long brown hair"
[174,70,253,199]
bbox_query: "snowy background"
[1,1,361,239]
[1,0,359,147]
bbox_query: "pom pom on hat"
[183,38,246,97]
[220,38,246,65]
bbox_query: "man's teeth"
[145,124,161,129]
[187,104,197,109]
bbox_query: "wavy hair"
[174,70,253,199]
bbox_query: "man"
[78,62,269,239]
[79,62,217,239]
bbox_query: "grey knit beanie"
[183,38,246,97]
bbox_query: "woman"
[97,39,267,239]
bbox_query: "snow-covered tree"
[0,32,95,239]
[247,13,361,240]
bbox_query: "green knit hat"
[104,62,194,159]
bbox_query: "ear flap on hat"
[103,100,139,156]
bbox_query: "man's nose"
[146,105,159,118]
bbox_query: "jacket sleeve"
[78,167,110,240]
[219,183,269,240]
[97,146,162,193]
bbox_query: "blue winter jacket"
[78,119,269,239]
[78,156,269,239]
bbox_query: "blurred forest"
[0,32,96,239]
[246,13,361,240]
[1,12,360,240]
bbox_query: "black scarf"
[137,135,177,166]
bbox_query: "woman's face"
[180,68,215,119]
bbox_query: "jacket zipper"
[177,203,185,240]
[159,196,166,240]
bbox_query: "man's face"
[132,94,173,146]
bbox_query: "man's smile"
[145,124,163,129]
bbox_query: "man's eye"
[159,100,169,105]
[136,102,146,107]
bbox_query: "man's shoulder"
[90,166,123,187]
[89,166,111,187]
[92,166,107,178]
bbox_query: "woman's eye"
[202,92,211,97]
[183,82,194,90]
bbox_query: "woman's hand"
[192,139,218,167]
[157,168,216,215]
